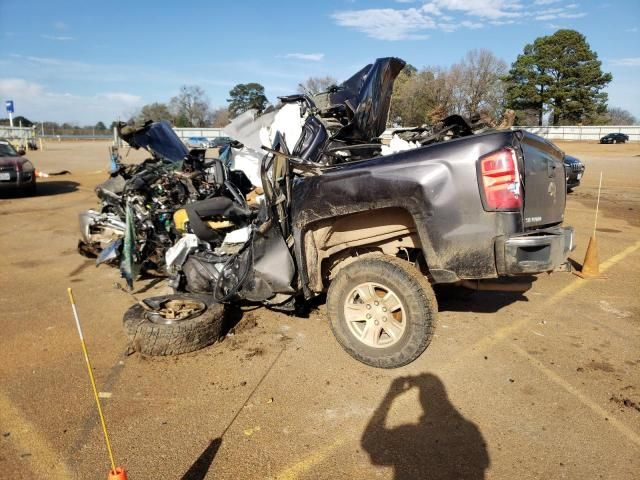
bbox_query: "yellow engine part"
[173,208,234,233]
[173,209,189,232]
[207,220,234,229]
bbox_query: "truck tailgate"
[520,133,566,228]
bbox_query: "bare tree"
[452,49,507,118]
[390,66,455,126]
[208,107,230,128]
[605,107,636,125]
[389,50,507,127]
[169,85,212,127]
[298,76,338,95]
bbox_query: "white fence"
[0,126,35,141]
[172,127,226,141]
[513,125,639,142]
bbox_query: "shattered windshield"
[120,121,189,163]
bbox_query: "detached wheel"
[327,256,437,368]
[123,294,224,356]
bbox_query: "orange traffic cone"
[108,467,128,480]
[574,235,603,278]
[574,171,606,279]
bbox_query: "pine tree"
[505,30,612,126]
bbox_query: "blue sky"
[1,0,638,125]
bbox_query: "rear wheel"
[123,294,224,355]
[327,256,437,368]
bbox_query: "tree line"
[392,30,634,127]
[2,29,636,132]
[125,29,638,129]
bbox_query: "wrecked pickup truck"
[82,57,574,368]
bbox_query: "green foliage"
[137,102,174,124]
[0,115,33,127]
[505,29,612,126]
[389,51,506,127]
[173,113,191,128]
[94,121,107,130]
[227,83,268,118]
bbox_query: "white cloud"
[609,57,640,67]
[282,53,325,61]
[490,19,517,25]
[431,0,522,19]
[332,8,436,40]
[332,1,588,40]
[40,34,74,41]
[53,21,68,30]
[535,11,586,20]
[460,20,483,29]
[0,78,142,123]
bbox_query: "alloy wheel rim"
[145,299,206,325]
[343,282,406,348]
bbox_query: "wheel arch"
[298,207,430,294]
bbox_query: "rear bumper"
[496,226,574,275]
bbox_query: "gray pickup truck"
[118,58,573,368]
[286,128,572,368]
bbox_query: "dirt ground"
[1,140,639,479]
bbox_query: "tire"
[123,294,224,356]
[327,256,437,368]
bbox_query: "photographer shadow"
[362,373,489,480]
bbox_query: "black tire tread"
[327,255,437,368]
[123,294,224,356]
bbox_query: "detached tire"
[123,294,224,356]
[327,256,437,368]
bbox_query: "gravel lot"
[1,140,639,479]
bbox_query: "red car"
[0,138,36,195]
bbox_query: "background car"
[209,136,233,148]
[564,155,585,192]
[0,138,37,195]
[184,136,209,148]
[600,133,629,144]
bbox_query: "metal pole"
[67,288,118,473]
[9,111,13,128]
[593,172,603,237]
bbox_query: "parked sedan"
[184,136,209,148]
[564,155,585,192]
[600,133,629,144]
[209,136,233,148]
[0,138,36,195]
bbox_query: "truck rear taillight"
[479,147,522,210]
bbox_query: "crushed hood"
[317,57,406,142]
[118,121,189,163]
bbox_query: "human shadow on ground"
[180,437,222,480]
[362,373,489,480]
